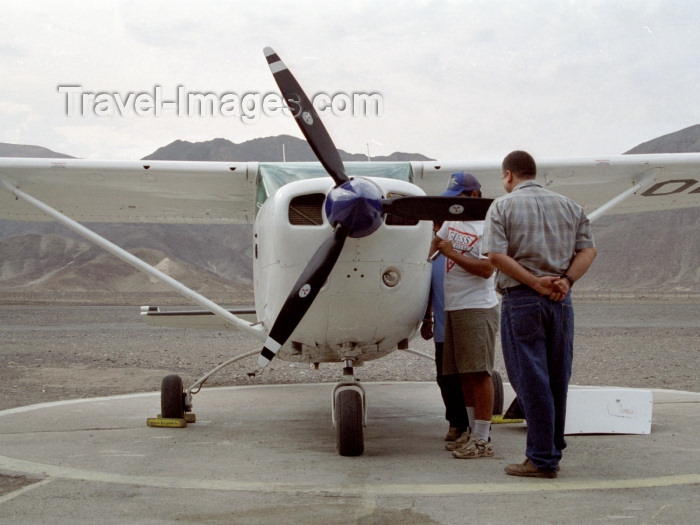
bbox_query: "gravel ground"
[1,300,698,412]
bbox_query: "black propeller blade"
[382,196,494,222]
[257,225,349,369]
[264,47,348,187]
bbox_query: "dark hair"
[502,150,536,178]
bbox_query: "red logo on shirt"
[446,228,478,272]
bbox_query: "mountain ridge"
[624,124,700,154]
[0,143,74,158]
[141,135,433,162]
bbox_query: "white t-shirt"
[437,220,499,311]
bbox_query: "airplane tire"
[335,388,364,457]
[492,370,504,415]
[161,374,185,419]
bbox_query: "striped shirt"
[482,180,595,292]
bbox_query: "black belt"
[500,284,533,295]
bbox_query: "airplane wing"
[0,158,257,223]
[2,153,699,225]
[413,152,700,220]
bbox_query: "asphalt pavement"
[1,382,698,524]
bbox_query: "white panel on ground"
[564,387,653,435]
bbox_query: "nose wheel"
[332,362,366,456]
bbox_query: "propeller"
[382,195,494,222]
[257,48,493,370]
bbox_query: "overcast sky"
[1,0,698,162]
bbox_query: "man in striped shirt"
[482,150,596,478]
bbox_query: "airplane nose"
[325,178,384,238]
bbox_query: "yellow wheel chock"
[146,413,196,428]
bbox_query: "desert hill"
[0,230,252,297]
[624,124,700,154]
[0,143,74,158]
[0,224,253,303]
[585,207,698,293]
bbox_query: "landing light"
[381,268,400,288]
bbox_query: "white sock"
[474,419,490,442]
[466,407,475,429]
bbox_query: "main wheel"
[492,370,504,415]
[161,374,185,419]
[335,388,364,456]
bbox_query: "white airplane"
[1,48,699,456]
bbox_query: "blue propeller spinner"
[325,178,384,238]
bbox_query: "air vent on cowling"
[288,193,325,225]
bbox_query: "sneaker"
[504,458,557,478]
[444,426,463,442]
[452,437,494,459]
[445,428,471,451]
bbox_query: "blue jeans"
[500,287,574,472]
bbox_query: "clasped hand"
[532,275,570,301]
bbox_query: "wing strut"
[587,170,658,222]
[0,176,265,341]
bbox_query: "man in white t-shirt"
[429,171,499,459]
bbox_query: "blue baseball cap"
[441,171,481,197]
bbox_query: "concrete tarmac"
[1,382,699,524]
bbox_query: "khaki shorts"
[443,305,499,375]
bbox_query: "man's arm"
[439,240,494,279]
[565,247,597,282]
[552,247,597,295]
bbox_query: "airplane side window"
[288,193,325,225]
